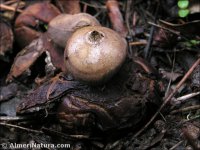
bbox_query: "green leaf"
[178,9,189,18]
[190,40,200,45]
[178,0,189,9]
[182,40,200,48]
[44,24,48,30]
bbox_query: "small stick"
[165,52,176,97]
[0,122,42,134]
[133,57,200,138]
[169,140,184,150]
[0,116,29,121]
[80,1,106,9]
[144,2,160,59]
[170,105,200,114]
[172,91,200,104]
[0,3,23,13]
[129,41,147,46]
[11,0,21,23]
[148,22,180,35]
[42,127,98,140]
[4,0,18,5]
[179,115,200,124]
[125,0,132,35]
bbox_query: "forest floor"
[0,0,200,150]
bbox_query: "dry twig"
[0,122,42,134]
[172,91,200,105]
[170,105,200,114]
[129,41,147,46]
[0,3,23,13]
[0,116,29,121]
[134,57,200,138]
[169,141,184,150]
[144,2,160,59]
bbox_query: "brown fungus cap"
[47,13,100,48]
[64,26,127,84]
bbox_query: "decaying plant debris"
[0,0,200,150]
[0,19,13,56]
